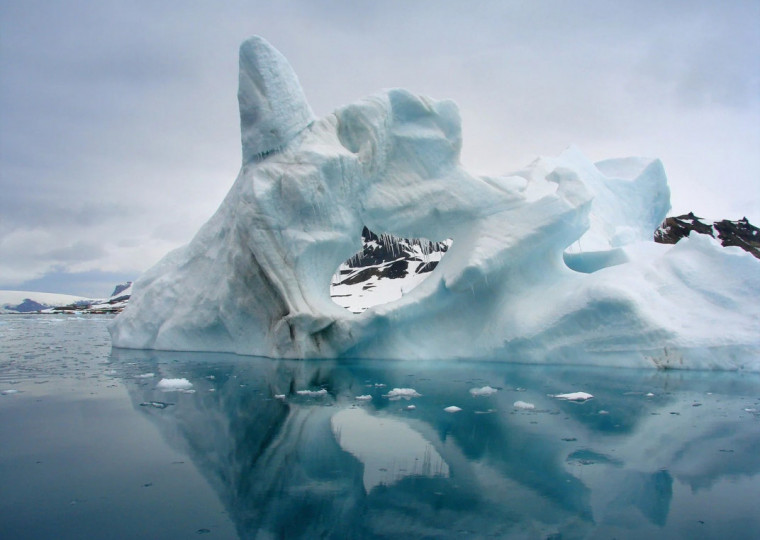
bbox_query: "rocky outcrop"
[655,213,759,259]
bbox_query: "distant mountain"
[0,282,132,314]
[0,291,91,313]
[330,227,450,313]
[655,213,759,259]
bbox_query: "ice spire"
[238,36,315,163]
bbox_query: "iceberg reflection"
[111,349,760,538]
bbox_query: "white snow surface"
[110,35,760,370]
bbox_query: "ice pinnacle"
[238,36,315,162]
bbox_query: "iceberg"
[110,36,760,370]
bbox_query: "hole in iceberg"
[330,227,451,313]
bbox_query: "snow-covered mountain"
[330,227,451,313]
[0,282,132,314]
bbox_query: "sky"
[1,0,758,297]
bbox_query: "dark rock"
[110,281,132,297]
[654,213,759,259]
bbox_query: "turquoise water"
[1,315,759,539]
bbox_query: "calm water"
[1,315,759,539]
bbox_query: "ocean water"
[1,315,759,539]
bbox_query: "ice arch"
[330,227,451,313]
[110,36,760,369]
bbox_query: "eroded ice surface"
[110,36,760,369]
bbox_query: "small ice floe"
[405,405,416,411]
[513,400,535,410]
[157,378,193,391]
[598,410,610,415]
[135,373,155,379]
[475,409,496,414]
[383,388,421,400]
[374,383,387,388]
[139,401,173,409]
[274,394,286,400]
[444,406,462,413]
[1,389,20,395]
[470,386,498,397]
[551,392,594,402]
[645,392,655,397]
[296,389,328,397]
[355,395,372,401]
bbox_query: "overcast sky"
[1,0,758,297]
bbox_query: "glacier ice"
[110,36,760,370]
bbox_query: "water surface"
[1,315,759,539]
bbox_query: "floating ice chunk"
[157,378,193,391]
[296,389,328,397]
[384,388,421,400]
[274,394,286,400]
[513,400,535,410]
[139,401,173,409]
[444,406,462,413]
[645,392,655,397]
[136,373,155,378]
[470,386,498,397]
[552,392,594,402]
[355,395,372,401]
[1,389,19,395]
[405,405,416,411]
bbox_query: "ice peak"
[238,36,314,163]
